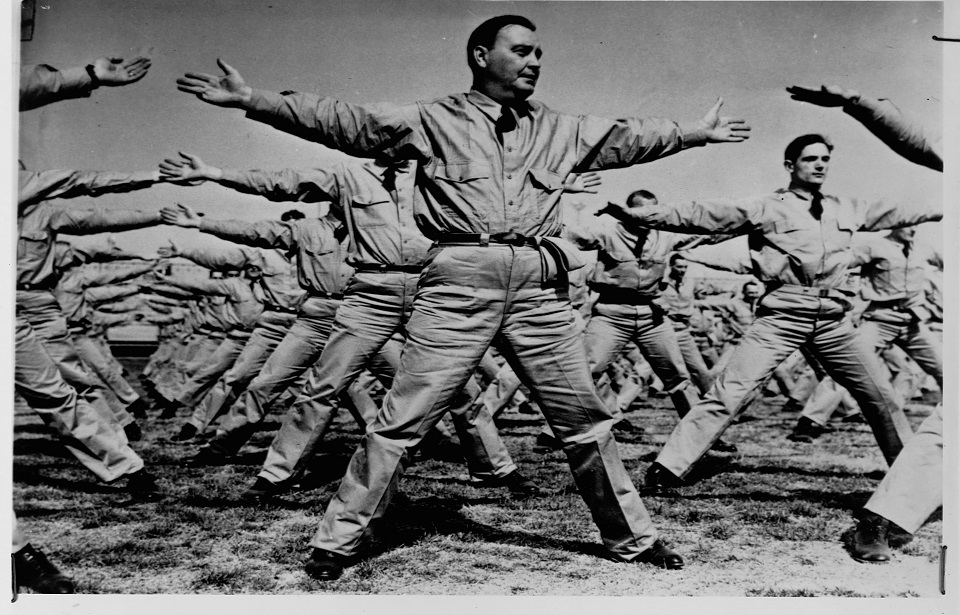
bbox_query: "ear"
[472,45,490,69]
[783,160,794,174]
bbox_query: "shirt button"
[507,174,513,179]
[507,147,514,152]
[508,200,514,206]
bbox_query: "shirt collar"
[466,89,532,123]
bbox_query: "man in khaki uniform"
[606,132,939,492]
[158,155,530,496]
[178,14,750,577]
[786,84,944,564]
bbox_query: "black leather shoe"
[787,417,828,443]
[850,513,892,563]
[710,438,738,454]
[14,544,75,593]
[305,549,347,581]
[187,445,230,467]
[158,400,184,420]
[123,421,143,442]
[125,469,163,502]
[478,470,543,498]
[127,397,150,420]
[172,423,198,442]
[613,418,645,435]
[781,398,804,413]
[635,539,684,570]
[533,432,561,454]
[241,477,284,504]
[517,401,538,415]
[641,463,683,495]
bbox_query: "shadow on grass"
[13,466,116,495]
[357,493,610,564]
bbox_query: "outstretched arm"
[787,85,941,172]
[18,169,163,209]
[20,56,152,111]
[177,60,423,159]
[596,197,760,235]
[159,152,340,203]
[161,203,298,252]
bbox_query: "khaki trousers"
[311,246,658,561]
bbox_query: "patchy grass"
[12,368,942,596]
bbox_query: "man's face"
[743,283,762,301]
[245,265,263,280]
[785,143,831,189]
[671,258,689,278]
[479,25,542,99]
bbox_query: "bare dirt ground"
[12,353,942,600]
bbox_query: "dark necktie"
[810,191,824,220]
[496,106,516,143]
[382,165,400,203]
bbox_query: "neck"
[788,182,822,197]
[473,81,526,106]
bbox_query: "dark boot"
[850,512,892,563]
[787,416,827,443]
[14,544,75,594]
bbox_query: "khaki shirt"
[18,204,160,289]
[625,187,940,312]
[199,217,351,297]
[245,88,706,238]
[219,161,429,268]
[568,215,709,295]
[851,234,927,304]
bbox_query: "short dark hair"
[669,252,688,265]
[742,280,762,294]
[467,15,537,75]
[784,134,833,165]
[626,189,658,207]
[281,209,305,221]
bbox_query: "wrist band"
[85,64,101,87]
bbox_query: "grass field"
[12,355,943,599]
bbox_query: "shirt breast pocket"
[432,162,493,222]
[350,194,393,228]
[527,168,564,215]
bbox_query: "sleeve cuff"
[678,121,708,148]
[245,88,284,115]
[60,66,95,91]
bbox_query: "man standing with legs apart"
[178,15,751,578]
[600,132,940,493]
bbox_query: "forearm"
[87,284,140,304]
[199,218,296,251]
[216,168,336,204]
[19,64,94,111]
[19,169,161,208]
[621,199,756,235]
[844,96,942,172]
[91,262,156,286]
[179,245,253,270]
[57,208,163,235]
